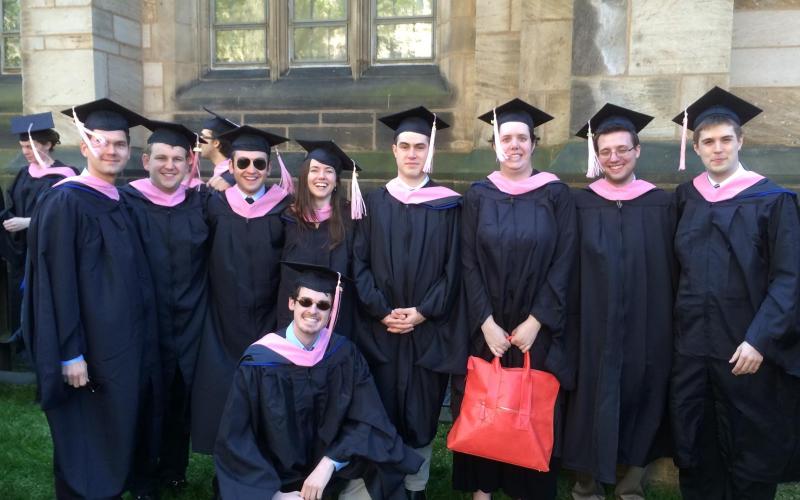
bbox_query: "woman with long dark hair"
[276,139,362,336]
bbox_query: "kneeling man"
[214,262,422,500]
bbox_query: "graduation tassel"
[350,160,366,220]
[327,273,343,333]
[586,121,602,178]
[678,107,688,171]
[188,133,202,187]
[276,149,294,194]
[71,106,106,158]
[422,113,437,174]
[27,123,52,169]
[493,107,508,163]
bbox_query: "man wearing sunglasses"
[563,105,676,500]
[191,125,293,484]
[215,262,422,500]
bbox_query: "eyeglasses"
[236,157,268,171]
[295,297,332,311]
[597,146,636,160]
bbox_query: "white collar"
[236,184,266,201]
[707,164,745,189]
[391,175,429,192]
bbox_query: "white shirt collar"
[236,185,266,201]
[391,175,430,192]
[707,164,745,189]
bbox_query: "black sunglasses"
[295,297,332,311]
[236,157,268,171]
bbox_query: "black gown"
[561,187,675,484]
[670,176,800,485]
[119,184,210,483]
[191,187,289,453]
[276,206,355,336]
[22,181,158,498]
[214,329,423,500]
[352,181,465,449]
[452,176,577,499]
[0,161,78,333]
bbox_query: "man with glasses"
[199,107,238,191]
[214,262,422,500]
[562,104,675,500]
[191,125,292,479]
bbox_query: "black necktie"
[245,197,255,204]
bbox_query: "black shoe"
[406,490,426,500]
[161,476,187,491]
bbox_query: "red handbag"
[447,351,560,471]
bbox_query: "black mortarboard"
[219,125,289,154]
[61,98,146,131]
[202,107,239,136]
[144,119,205,152]
[283,261,347,296]
[378,106,449,137]
[672,86,762,132]
[11,112,55,139]
[477,98,554,131]
[295,139,361,174]
[575,103,653,139]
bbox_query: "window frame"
[0,0,20,75]
[371,0,436,65]
[288,0,350,67]
[210,0,270,69]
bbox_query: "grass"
[2,382,799,499]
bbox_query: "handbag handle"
[487,347,533,428]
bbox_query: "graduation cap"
[576,104,653,178]
[672,87,762,171]
[221,125,294,193]
[282,261,350,332]
[478,98,554,163]
[379,106,448,175]
[202,107,239,136]
[11,112,55,140]
[144,119,205,152]
[61,98,146,158]
[295,139,366,220]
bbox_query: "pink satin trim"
[224,185,289,219]
[181,177,204,189]
[252,327,332,367]
[27,163,76,180]
[588,178,657,201]
[54,174,119,201]
[385,178,460,205]
[305,204,332,223]
[692,171,765,203]
[213,159,231,177]
[129,178,187,207]
[487,170,560,195]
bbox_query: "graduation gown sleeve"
[461,189,493,332]
[353,211,393,320]
[415,204,461,321]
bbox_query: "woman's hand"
[481,316,511,357]
[510,315,541,353]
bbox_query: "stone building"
[0,0,796,188]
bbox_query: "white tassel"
[27,123,52,168]
[493,108,508,163]
[350,161,366,220]
[71,106,107,158]
[678,108,688,171]
[586,121,602,178]
[422,113,436,174]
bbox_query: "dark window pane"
[375,22,432,60]
[215,0,266,25]
[293,26,347,62]
[215,29,267,64]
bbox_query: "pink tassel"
[422,113,436,174]
[71,106,106,158]
[493,108,508,163]
[350,161,366,220]
[27,123,52,169]
[586,121,602,178]
[189,133,202,185]
[276,149,294,194]
[678,108,688,171]
[327,273,343,332]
